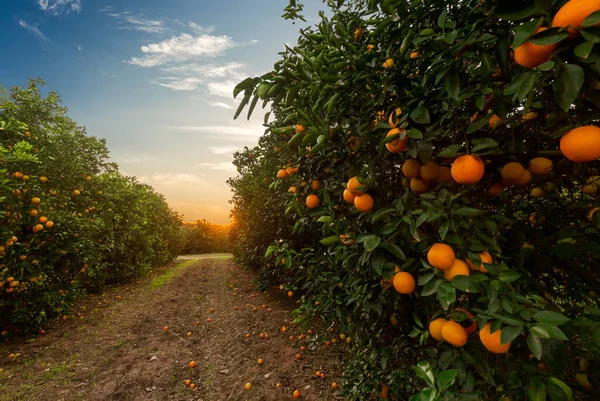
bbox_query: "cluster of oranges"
[343,176,374,212]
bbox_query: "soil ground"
[0,255,347,401]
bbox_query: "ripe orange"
[258,358,264,365]
[343,189,356,204]
[73,190,80,196]
[441,320,468,347]
[479,322,511,353]
[516,169,532,186]
[410,51,419,59]
[347,176,365,195]
[393,271,416,294]
[552,0,600,38]
[311,180,320,190]
[452,308,477,335]
[33,224,43,233]
[531,187,545,198]
[521,111,539,122]
[293,389,301,398]
[489,114,503,128]
[488,182,504,197]
[189,361,197,368]
[245,382,252,391]
[354,194,374,212]
[163,326,169,332]
[185,379,191,386]
[429,317,447,341]
[420,161,440,182]
[466,251,492,273]
[332,382,339,390]
[46,221,54,228]
[402,159,422,178]
[340,234,355,245]
[501,162,526,185]
[436,166,453,183]
[277,169,288,179]
[39,216,48,223]
[383,58,394,69]
[281,326,287,333]
[410,177,429,194]
[388,107,402,128]
[560,125,600,162]
[443,259,470,281]
[385,128,408,153]
[528,157,553,176]
[306,194,320,209]
[288,186,297,193]
[296,124,305,133]
[427,243,455,270]
[514,27,558,68]
[31,197,40,204]
[288,291,293,297]
[451,155,484,184]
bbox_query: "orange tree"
[1,80,186,333]
[229,0,600,399]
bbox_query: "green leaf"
[320,235,339,246]
[455,207,482,216]
[528,332,543,360]
[553,64,584,112]
[471,137,499,152]
[530,325,551,339]
[537,60,555,71]
[418,273,435,286]
[583,10,600,27]
[533,311,570,325]
[512,19,543,48]
[438,220,449,240]
[500,325,522,344]
[528,28,569,46]
[372,207,396,223]
[444,63,460,100]
[421,278,442,296]
[407,128,424,139]
[414,361,435,387]
[536,323,569,340]
[547,377,573,401]
[233,77,256,98]
[410,106,431,124]
[380,242,406,260]
[495,313,524,326]
[574,40,594,59]
[436,369,457,392]
[438,144,462,157]
[495,3,538,21]
[498,270,521,283]
[437,282,456,310]
[364,236,381,252]
[233,94,251,120]
[466,116,490,134]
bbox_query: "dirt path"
[0,255,347,401]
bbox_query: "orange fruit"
[381,383,389,399]
[340,234,355,245]
[488,182,504,197]
[258,358,264,365]
[281,326,287,333]
[383,58,394,69]
[185,379,191,386]
[427,243,455,270]
[385,128,408,153]
[402,159,422,179]
[311,180,321,190]
[288,186,297,193]
[479,322,511,353]
[347,176,365,195]
[531,187,545,198]
[451,155,484,184]
[288,291,293,297]
[354,28,363,41]
[514,27,558,68]
[516,169,532,186]
[296,124,305,133]
[528,157,553,176]
[489,114,503,128]
[354,194,374,212]
[521,111,539,122]
[443,259,470,281]
[410,177,429,194]
[245,382,252,391]
[393,271,416,294]
[189,361,197,368]
[441,320,468,347]
[343,189,356,204]
[277,169,288,179]
[388,107,402,128]
[501,162,526,185]
[420,161,440,182]
[452,308,477,335]
[560,125,600,162]
[410,51,419,59]
[436,166,453,183]
[306,194,320,209]
[332,382,339,390]
[552,0,600,38]
[163,326,169,332]
[33,224,43,233]
[73,190,80,196]
[31,197,40,204]
[466,251,492,273]
[429,317,447,341]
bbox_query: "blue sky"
[1,0,323,224]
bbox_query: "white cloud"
[210,101,233,109]
[207,81,237,98]
[209,146,239,155]
[77,45,82,51]
[198,162,236,172]
[152,63,246,92]
[188,22,214,34]
[152,77,203,91]
[100,69,116,78]
[128,33,237,67]
[165,124,264,139]
[19,19,51,43]
[163,62,245,78]
[138,173,208,185]
[39,0,82,15]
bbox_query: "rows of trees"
[229,0,600,399]
[181,219,230,254]
[1,80,190,334]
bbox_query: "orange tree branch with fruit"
[0,80,187,334]
[229,0,600,399]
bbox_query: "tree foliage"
[229,0,600,399]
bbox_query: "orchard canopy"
[228,0,600,399]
